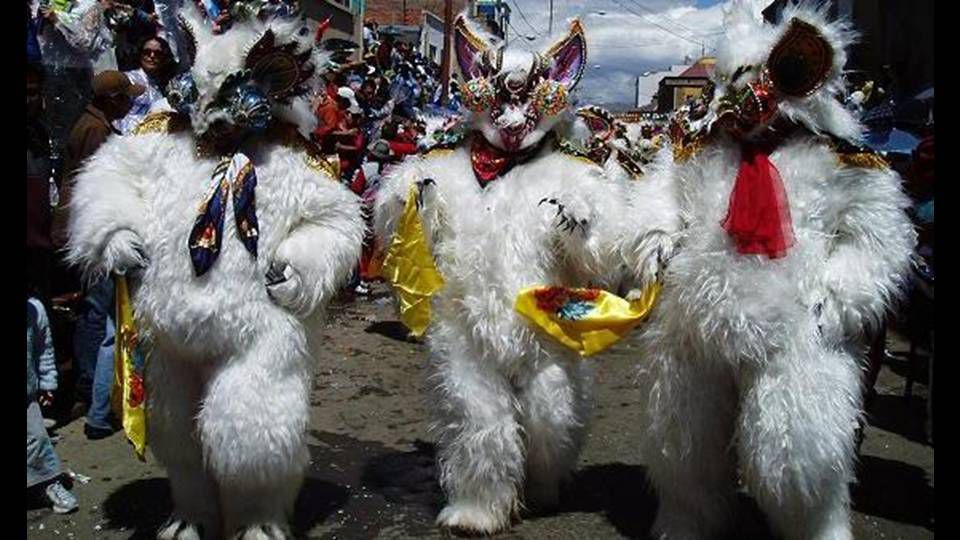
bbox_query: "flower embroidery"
[127,370,145,408]
[533,287,601,320]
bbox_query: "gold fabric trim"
[131,111,189,136]
[836,152,889,170]
[423,148,455,159]
[673,137,704,164]
[267,122,340,180]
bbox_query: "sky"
[499,0,733,106]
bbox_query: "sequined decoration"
[715,70,780,139]
[532,79,568,117]
[463,77,495,112]
[188,153,259,276]
[167,73,199,115]
[229,84,272,133]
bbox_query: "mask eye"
[166,73,198,114]
[730,65,754,84]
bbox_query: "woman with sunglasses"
[115,35,175,134]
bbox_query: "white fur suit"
[636,3,916,539]
[376,17,676,535]
[65,4,364,539]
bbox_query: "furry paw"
[813,293,844,346]
[157,517,203,540]
[230,523,289,540]
[265,261,306,314]
[415,177,436,209]
[436,502,510,536]
[539,197,589,236]
[629,229,674,288]
[101,229,148,276]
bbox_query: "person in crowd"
[51,70,143,435]
[108,0,162,71]
[333,98,367,193]
[36,0,119,159]
[27,288,79,514]
[363,20,378,52]
[357,77,393,142]
[28,63,56,304]
[116,35,176,134]
[27,2,43,64]
[312,85,343,151]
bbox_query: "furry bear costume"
[65,2,364,538]
[375,16,675,535]
[636,3,916,539]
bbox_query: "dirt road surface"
[27,285,934,539]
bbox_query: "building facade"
[654,57,715,112]
[365,0,469,26]
[636,63,692,109]
[302,0,365,60]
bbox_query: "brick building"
[365,0,469,26]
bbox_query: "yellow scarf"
[381,183,445,336]
[112,276,148,460]
[515,283,661,356]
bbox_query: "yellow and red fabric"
[515,283,661,357]
[112,275,148,461]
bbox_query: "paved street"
[27,285,934,539]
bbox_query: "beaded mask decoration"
[455,15,586,152]
[713,18,835,140]
[166,0,322,141]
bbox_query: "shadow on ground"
[99,472,348,539]
[853,454,934,531]
[102,477,172,539]
[97,434,926,539]
[865,392,930,445]
[364,320,415,343]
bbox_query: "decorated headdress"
[452,14,587,153]
[455,15,586,117]
[160,0,332,139]
[709,0,861,141]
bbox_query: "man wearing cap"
[51,70,143,439]
[53,70,144,245]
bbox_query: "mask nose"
[496,105,528,130]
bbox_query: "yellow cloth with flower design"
[515,283,661,357]
[112,276,148,461]
[381,184,445,337]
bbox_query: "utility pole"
[402,0,407,25]
[440,0,453,106]
[549,0,553,35]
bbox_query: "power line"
[509,0,543,37]
[624,0,716,38]
[608,0,707,48]
[506,18,535,43]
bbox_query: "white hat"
[337,87,362,114]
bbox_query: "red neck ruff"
[470,136,548,187]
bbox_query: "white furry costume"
[636,3,916,539]
[375,17,674,534]
[65,3,363,538]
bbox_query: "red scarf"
[470,136,546,187]
[721,143,795,259]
